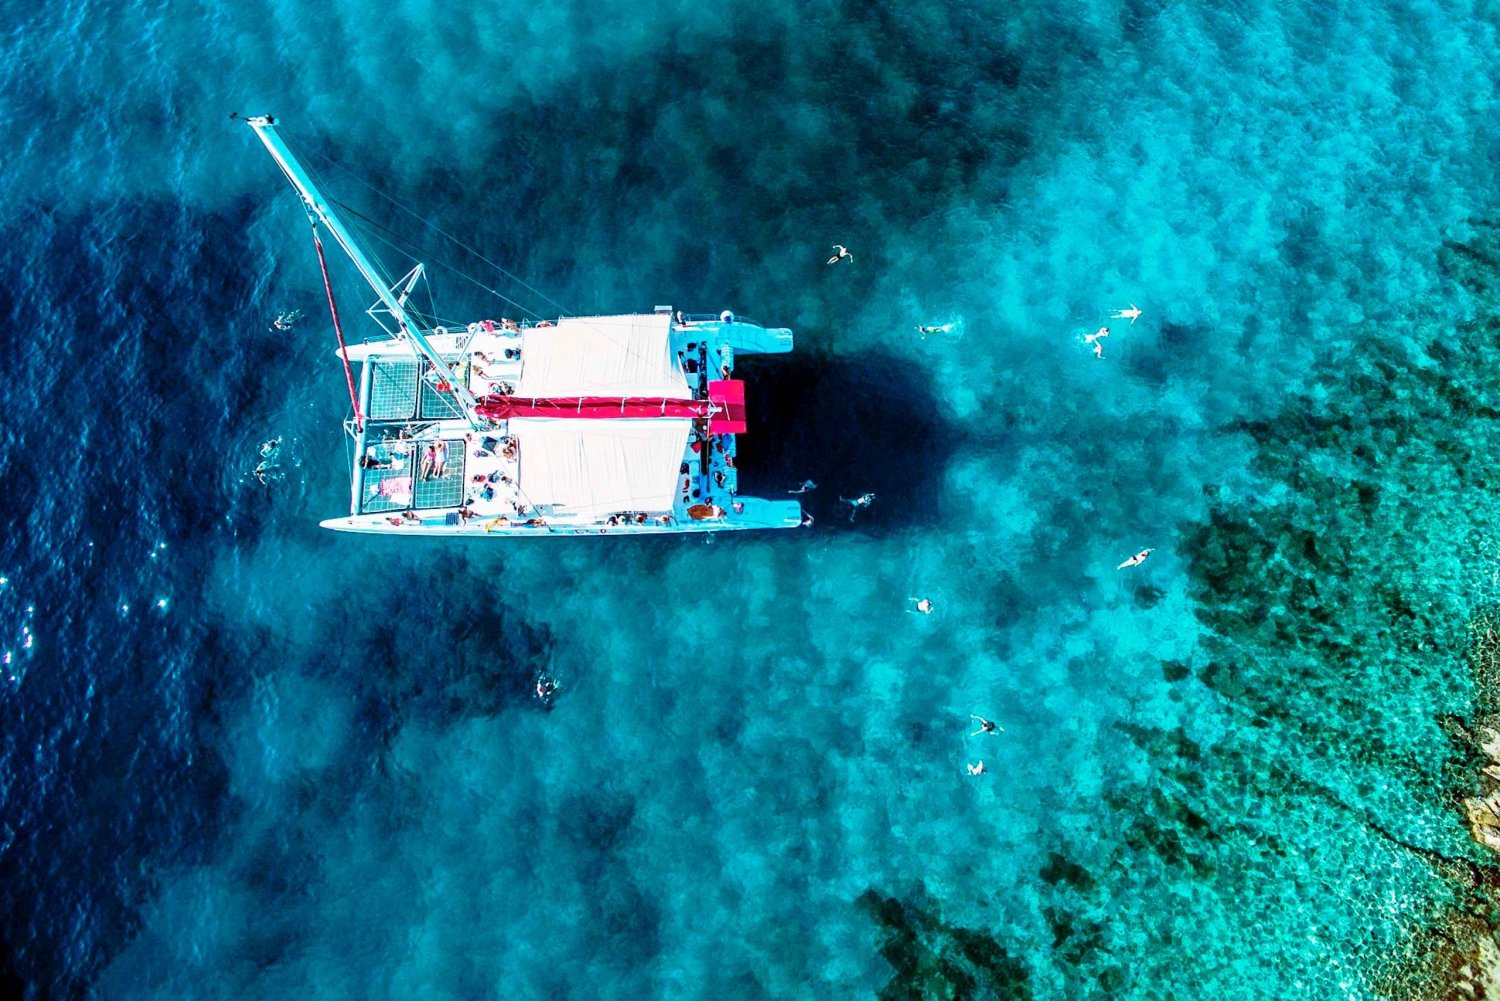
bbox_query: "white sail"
[511,418,691,518]
[516,314,691,399]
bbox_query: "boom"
[244,116,481,424]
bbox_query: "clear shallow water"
[3,0,1500,997]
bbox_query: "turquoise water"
[3,0,1500,997]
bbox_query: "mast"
[243,116,482,424]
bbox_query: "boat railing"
[680,313,764,327]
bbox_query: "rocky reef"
[1172,221,1500,1000]
[858,888,1032,1000]
[1405,609,1500,1001]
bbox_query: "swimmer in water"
[909,597,935,614]
[789,479,818,494]
[827,244,853,265]
[1110,304,1143,324]
[800,511,816,527]
[1084,326,1109,359]
[967,761,986,776]
[536,675,558,702]
[840,493,876,520]
[253,437,283,484]
[969,714,1002,735]
[917,323,955,337]
[1116,548,1153,570]
[271,309,302,331]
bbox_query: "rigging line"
[331,198,543,323]
[317,211,442,330]
[290,136,671,381]
[288,131,687,384]
[278,132,403,298]
[311,228,365,431]
[303,141,577,318]
[424,267,439,329]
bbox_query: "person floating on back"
[967,761,986,776]
[841,492,876,520]
[1110,304,1143,324]
[1116,548,1153,569]
[1084,326,1109,359]
[969,714,1002,735]
[828,244,854,265]
[909,597,935,615]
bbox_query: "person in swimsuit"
[1084,326,1109,359]
[841,493,876,520]
[969,714,1002,736]
[827,244,853,265]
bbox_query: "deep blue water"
[4,0,1500,997]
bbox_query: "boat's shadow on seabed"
[736,349,958,532]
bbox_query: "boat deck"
[325,318,799,536]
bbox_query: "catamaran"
[244,116,802,536]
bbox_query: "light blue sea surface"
[2,0,1499,997]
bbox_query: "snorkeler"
[270,309,302,331]
[827,244,854,265]
[252,437,283,485]
[1116,548,1153,570]
[535,674,559,706]
[1110,304,1143,324]
[789,480,818,494]
[909,597,935,615]
[969,714,1003,736]
[1084,326,1109,359]
[917,323,955,337]
[840,493,876,520]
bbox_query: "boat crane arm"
[243,115,482,425]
